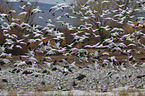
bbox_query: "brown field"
[0,27,145,68]
[1,47,144,69]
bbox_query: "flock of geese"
[0,0,145,90]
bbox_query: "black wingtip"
[76,74,86,80]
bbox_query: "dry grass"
[29,92,44,96]
[8,89,17,96]
[37,85,55,91]
[0,82,3,89]
[118,87,144,96]
[68,90,74,96]
[1,87,145,96]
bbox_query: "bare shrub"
[0,0,39,55]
